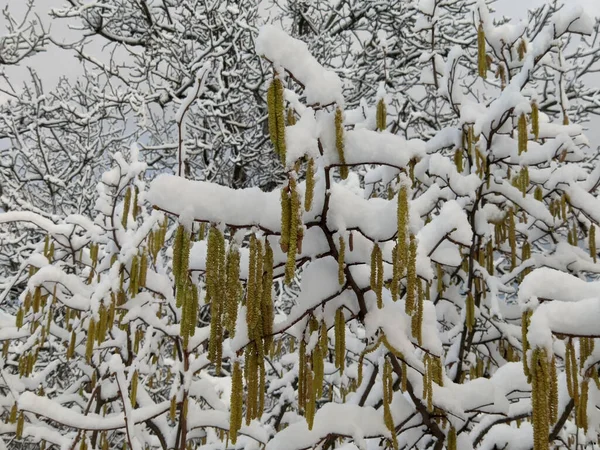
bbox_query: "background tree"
[0,0,276,302]
[3,4,600,450]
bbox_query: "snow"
[18,392,170,431]
[267,403,389,450]
[147,174,282,232]
[256,25,344,107]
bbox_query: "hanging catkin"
[518,113,528,154]
[376,98,387,131]
[338,236,346,285]
[334,308,346,375]
[305,158,315,211]
[285,177,300,285]
[590,224,597,263]
[335,108,348,179]
[122,187,131,228]
[267,77,286,163]
[531,348,550,450]
[225,243,242,337]
[531,101,539,141]
[393,186,409,301]
[208,227,226,372]
[477,23,487,78]
[405,235,417,315]
[262,241,275,349]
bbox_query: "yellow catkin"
[225,244,242,337]
[578,379,589,433]
[139,249,148,288]
[298,338,306,410]
[96,304,107,344]
[531,101,539,141]
[412,280,424,344]
[590,225,597,263]
[230,360,243,444]
[549,356,558,424]
[518,113,528,155]
[393,186,409,301]
[335,107,348,179]
[405,235,417,315]
[133,185,139,219]
[567,338,579,406]
[477,23,487,78]
[287,107,296,126]
[335,308,345,375]
[338,237,346,285]
[285,178,299,285]
[376,245,384,308]
[130,370,139,408]
[466,292,475,332]
[518,38,527,60]
[508,208,517,270]
[383,358,398,450]
[454,148,463,173]
[86,319,96,363]
[9,402,17,424]
[305,158,315,211]
[375,245,383,308]
[262,241,275,350]
[448,427,457,450]
[521,311,531,379]
[16,412,24,438]
[376,98,387,131]
[122,187,131,228]
[531,348,550,450]
[245,344,258,425]
[267,77,286,163]
[170,396,177,421]
[312,344,324,399]
[305,370,316,430]
[173,225,191,305]
[280,188,291,253]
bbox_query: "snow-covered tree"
[2,3,600,450]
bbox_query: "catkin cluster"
[148,218,168,264]
[267,77,286,163]
[238,235,275,427]
[246,236,274,346]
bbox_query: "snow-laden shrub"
[2,4,600,450]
